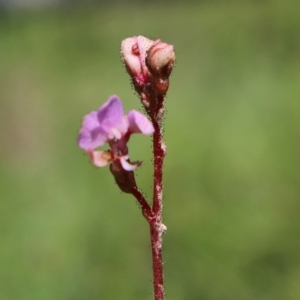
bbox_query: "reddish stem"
[152,120,165,215]
[150,220,164,300]
[150,106,166,300]
[132,93,166,300]
[131,187,153,221]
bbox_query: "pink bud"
[121,36,155,83]
[146,40,175,78]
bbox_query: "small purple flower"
[78,95,154,170]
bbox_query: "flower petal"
[97,95,125,132]
[78,111,107,150]
[136,36,155,73]
[127,110,154,135]
[121,37,142,76]
[119,156,138,171]
[107,116,129,140]
[88,150,112,167]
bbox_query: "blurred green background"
[1,0,300,299]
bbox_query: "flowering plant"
[77,36,175,300]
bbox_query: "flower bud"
[121,36,154,83]
[146,40,175,79]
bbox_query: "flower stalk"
[77,35,175,300]
[121,36,174,300]
[150,127,166,300]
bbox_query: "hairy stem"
[152,120,165,215]
[131,187,153,221]
[150,112,166,300]
[150,220,164,300]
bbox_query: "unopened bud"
[121,36,175,101]
[146,40,175,79]
[121,36,154,84]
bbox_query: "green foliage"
[0,1,300,299]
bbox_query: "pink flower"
[78,95,154,170]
